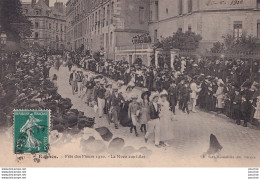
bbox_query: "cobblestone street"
[50,66,260,167]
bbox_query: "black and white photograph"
[0,0,260,169]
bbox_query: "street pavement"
[50,65,260,167]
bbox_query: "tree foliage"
[211,33,260,54]
[155,30,202,51]
[0,0,32,42]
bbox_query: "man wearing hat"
[77,71,84,98]
[168,82,177,114]
[104,82,113,115]
[145,92,161,147]
[109,86,125,129]
[233,88,242,124]
[180,81,191,114]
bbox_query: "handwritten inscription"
[206,0,243,6]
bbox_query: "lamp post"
[0,29,7,80]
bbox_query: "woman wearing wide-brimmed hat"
[145,92,161,148]
[139,90,151,133]
[119,82,135,127]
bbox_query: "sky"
[21,0,68,6]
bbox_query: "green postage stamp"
[14,110,50,154]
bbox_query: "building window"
[103,7,105,27]
[257,23,260,39]
[139,6,145,24]
[188,0,192,13]
[111,2,114,24]
[150,10,153,21]
[35,10,39,15]
[258,0,260,9]
[35,32,39,39]
[178,27,182,32]
[233,21,243,39]
[49,23,51,29]
[61,24,63,32]
[166,8,168,14]
[179,0,183,15]
[35,22,39,28]
[154,29,158,42]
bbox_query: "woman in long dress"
[119,82,135,127]
[159,90,175,146]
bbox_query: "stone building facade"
[22,0,66,50]
[66,0,260,65]
[149,0,260,49]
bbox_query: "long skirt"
[216,98,224,109]
[119,101,132,127]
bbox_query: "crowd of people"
[0,51,97,135]
[1,49,260,148]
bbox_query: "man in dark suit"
[168,82,177,114]
[145,93,161,147]
[109,87,124,129]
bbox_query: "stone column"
[146,48,154,67]
[170,49,180,69]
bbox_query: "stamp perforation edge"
[13,109,52,156]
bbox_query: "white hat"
[160,90,168,97]
[149,92,160,101]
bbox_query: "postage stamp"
[14,110,50,154]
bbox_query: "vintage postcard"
[0,0,260,168]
